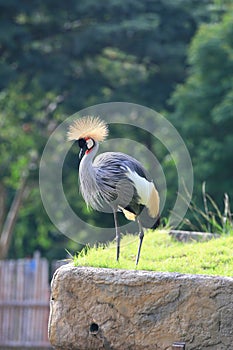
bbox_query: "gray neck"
[79,141,99,174]
[79,142,100,209]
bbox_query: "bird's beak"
[79,147,86,160]
[76,138,88,162]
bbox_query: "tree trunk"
[0,182,6,232]
[0,172,28,259]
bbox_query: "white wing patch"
[125,168,152,204]
[125,167,159,218]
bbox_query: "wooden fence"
[0,252,52,349]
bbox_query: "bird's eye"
[86,138,95,150]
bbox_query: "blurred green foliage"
[171,9,233,201]
[0,0,232,260]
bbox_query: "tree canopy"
[0,0,232,260]
[171,9,233,203]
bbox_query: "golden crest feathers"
[67,116,109,142]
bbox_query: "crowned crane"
[67,116,160,265]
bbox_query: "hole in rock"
[89,322,99,335]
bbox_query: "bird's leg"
[136,218,144,265]
[113,210,120,262]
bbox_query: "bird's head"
[77,137,95,160]
[67,116,108,160]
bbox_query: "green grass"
[73,230,233,277]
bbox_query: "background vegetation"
[0,0,232,261]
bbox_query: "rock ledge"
[49,265,233,350]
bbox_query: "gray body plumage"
[79,145,152,216]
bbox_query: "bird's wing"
[94,152,151,179]
[124,166,159,218]
[94,152,159,218]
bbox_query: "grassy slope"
[73,230,233,277]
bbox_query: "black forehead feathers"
[77,138,86,148]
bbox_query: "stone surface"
[49,265,233,350]
[169,230,220,242]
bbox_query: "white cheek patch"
[86,138,94,149]
[125,168,154,205]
